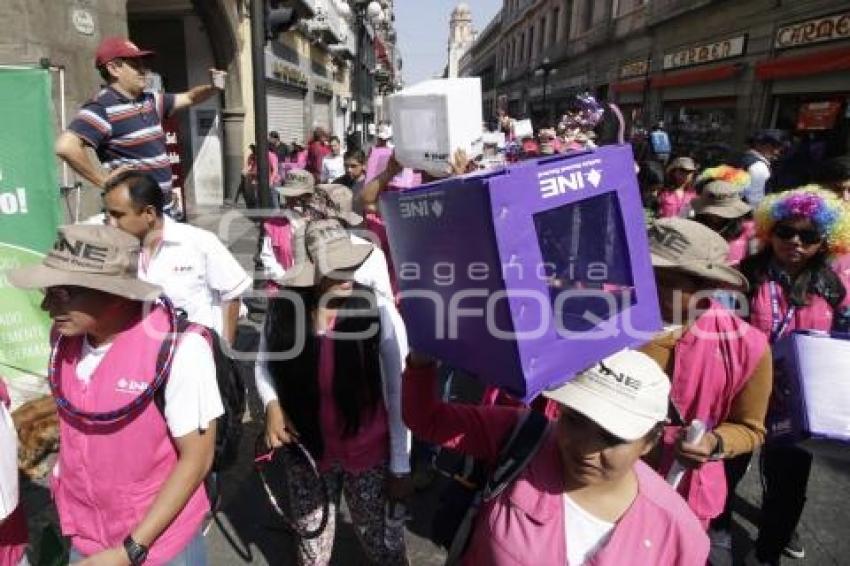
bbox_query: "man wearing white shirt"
[103,171,252,344]
[321,136,346,183]
[741,130,785,207]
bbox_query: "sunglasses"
[773,224,823,245]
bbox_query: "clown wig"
[696,165,751,190]
[754,185,850,256]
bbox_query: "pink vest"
[263,217,295,292]
[659,303,768,524]
[463,428,709,566]
[657,188,697,218]
[749,272,850,338]
[0,381,27,566]
[726,220,756,266]
[52,306,210,565]
[316,333,389,473]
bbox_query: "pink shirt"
[657,188,697,218]
[316,331,389,473]
[403,366,709,566]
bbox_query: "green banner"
[0,67,60,406]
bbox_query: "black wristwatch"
[123,535,149,566]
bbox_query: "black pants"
[711,452,753,531]
[755,444,813,562]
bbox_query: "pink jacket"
[51,306,209,565]
[749,271,850,338]
[403,366,709,566]
[263,216,295,292]
[726,220,756,266]
[658,303,768,524]
[0,380,27,566]
[657,188,697,218]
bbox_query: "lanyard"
[769,280,796,343]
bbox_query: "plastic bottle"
[666,419,707,489]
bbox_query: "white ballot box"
[388,78,483,177]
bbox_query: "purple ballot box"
[380,145,662,400]
[768,331,850,448]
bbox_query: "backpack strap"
[445,410,550,565]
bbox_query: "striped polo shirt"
[68,86,176,194]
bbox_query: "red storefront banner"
[650,64,740,89]
[796,101,843,130]
[612,78,647,93]
[756,46,850,80]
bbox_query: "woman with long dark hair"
[739,186,850,563]
[256,220,410,565]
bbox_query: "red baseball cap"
[95,36,154,67]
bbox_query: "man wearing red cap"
[55,36,227,215]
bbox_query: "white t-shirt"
[322,154,346,183]
[564,494,615,566]
[76,333,224,438]
[0,401,18,520]
[139,217,252,336]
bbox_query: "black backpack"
[156,317,247,508]
[431,410,550,565]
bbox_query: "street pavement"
[20,206,850,565]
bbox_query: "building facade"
[0,0,396,221]
[447,3,478,79]
[0,0,246,219]
[464,0,850,158]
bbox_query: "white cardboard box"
[387,78,483,177]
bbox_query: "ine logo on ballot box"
[381,144,662,400]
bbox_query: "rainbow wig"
[755,185,850,256]
[696,165,750,189]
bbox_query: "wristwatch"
[123,535,149,566]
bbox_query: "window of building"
[564,1,573,39]
[583,0,594,30]
[551,8,560,43]
[540,16,547,53]
[527,26,534,59]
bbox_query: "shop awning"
[755,46,850,81]
[650,64,741,89]
[611,78,647,93]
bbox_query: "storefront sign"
[775,11,850,49]
[620,59,649,79]
[797,101,843,130]
[663,35,746,70]
[551,74,588,91]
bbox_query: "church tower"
[447,3,477,78]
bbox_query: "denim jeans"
[68,530,207,566]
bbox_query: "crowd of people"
[1,35,850,566]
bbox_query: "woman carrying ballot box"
[403,349,708,566]
[639,219,772,550]
[739,186,850,563]
[0,378,28,566]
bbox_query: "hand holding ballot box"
[380,145,662,400]
[768,331,850,452]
